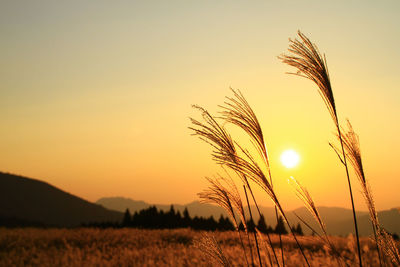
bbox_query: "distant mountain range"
[0,172,123,227]
[97,197,400,236]
[1,171,398,236]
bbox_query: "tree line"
[97,205,303,235]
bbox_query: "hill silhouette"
[1,171,397,234]
[98,197,399,236]
[0,172,123,227]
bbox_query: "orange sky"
[1,1,399,211]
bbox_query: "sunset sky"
[1,1,399,211]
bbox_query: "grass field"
[0,228,387,266]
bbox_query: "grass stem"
[337,121,363,267]
[244,185,263,267]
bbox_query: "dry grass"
[191,89,310,266]
[188,31,400,266]
[279,31,363,266]
[278,31,336,123]
[0,228,391,267]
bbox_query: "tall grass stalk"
[241,181,280,266]
[279,30,363,267]
[331,120,398,267]
[194,233,231,267]
[243,185,263,267]
[289,177,345,266]
[190,105,279,266]
[331,121,400,266]
[190,105,310,267]
[378,230,400,265]
[189,31,398,267]
[255,228,274,266]
[198,176,250,267]
[221,88,284,266]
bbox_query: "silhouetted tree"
[146,206,158,228]
[110,205,236,231]
[169,205,175,215]
[192,216,201,229]
[238,221,245,231]
[257,215,268,234]
[295,223,303,236]
[166,205,177,228]
[392,233,399,241]
[175,210,182,228]
[224,217,235,231]
[247,218,256,232]
[274,215,288,235]
[122,208,131,227]
[131,211,139,227]
[182,208,190,227]
[206,216,218,230]
[217,215,235,231]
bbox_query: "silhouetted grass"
[189,31,399,267]
[279,31,363,266]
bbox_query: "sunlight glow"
[280,150,300,168]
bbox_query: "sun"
[280,149,300,168]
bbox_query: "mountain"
[339,208,400,236]
[2,170,396,234]
[97,197,399,236]
[0,172,123,227]
[97,197,150,213]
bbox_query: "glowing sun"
[280,149,300,168]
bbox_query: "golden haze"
[1,1,399,211]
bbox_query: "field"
[0,228,386,267]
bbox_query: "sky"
[1,1,399,211]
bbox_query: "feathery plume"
[198,175,250,266]
[189,105,236,161]
[220,88,270,170]
[220,88,285,266]
[280,31,362,266]
[198,176,246,231]
[289,177,345,266]
[279,30,336,124]
[194,233,232,267]
[378,229,400,266]
[289,177,325,234]
[190,103,310,267]
[190,105,279,265]
[333,120,380,227]
[332,120,385,266]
